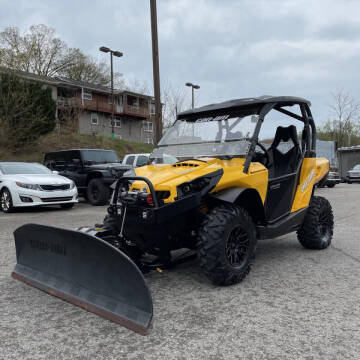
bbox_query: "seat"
[267,125,301,178]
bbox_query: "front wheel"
[197,205,257,286]
[297,196,334,250]
[327,183,335,188]
[0,188,14,213]
[87,179,110,206]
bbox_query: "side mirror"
[52,170,59,175]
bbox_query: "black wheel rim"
[318,210,331,241]
[91,185,99,200]
[225,225,250,268]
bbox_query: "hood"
[5,174,72,185]
[133,158,222,189]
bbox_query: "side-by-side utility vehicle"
[12,96,334,335]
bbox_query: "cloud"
[1,0,360,125]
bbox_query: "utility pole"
[150,0,162,144]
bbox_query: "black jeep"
[44,149,132,205]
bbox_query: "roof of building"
[1,68,154,99]
[178,95,311,118]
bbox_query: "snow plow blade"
[11,224,153,335]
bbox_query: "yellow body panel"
[134,158,268,204]
[291,157,329,212]
[132,156,328,212]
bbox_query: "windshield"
[353,164,360,170]
[0,163,52,175]
[152,115,257,163]
[82,150,120,164]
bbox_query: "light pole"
[99,46,123,138]
[185,82,200,109]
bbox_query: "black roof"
[178,95,311,118]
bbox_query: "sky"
[1,0,360,128]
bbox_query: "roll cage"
[177,96,316,174]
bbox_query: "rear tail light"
[146,194,153,206]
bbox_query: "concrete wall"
[78,111,154,143]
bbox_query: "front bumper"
[325,178,340,184]
[12,187,78,207]
[346,175,360,182]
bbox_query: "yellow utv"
[12,96,334,335]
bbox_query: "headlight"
[111,168,118,177]
[69,181,75,189]
[15,182,40,191]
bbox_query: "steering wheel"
[255,141,271,168]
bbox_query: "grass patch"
[0,132,154,163]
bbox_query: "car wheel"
[0,188,14,213]
[60,203,75,210]
[327,183,335,188]
[86,179,110,206]
[197,204,257,286]
[297,196,333,250]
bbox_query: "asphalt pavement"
[1,184,359,359]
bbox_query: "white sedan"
[0,162,78,213]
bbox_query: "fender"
[210,187,266,223]
[210,187,251,203]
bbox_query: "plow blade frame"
[12,224,153,335]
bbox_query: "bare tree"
[162,80,190,128]
[0,25,67,76]
[57,48,125,88]
[322,89,360,147]
[0,24,121,87]
[124,77,150,94]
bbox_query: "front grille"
[40,184,70,191]
[41,197,73,203]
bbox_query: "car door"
[63,151,84,187]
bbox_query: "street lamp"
[185,82,200,109]
[99,46,123,138]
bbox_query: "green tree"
[0,71,56,149]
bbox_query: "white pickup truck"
[122,153,150,168]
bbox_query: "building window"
[150,103,155,115]
[143,121,153,132]
[115,118,121,128]
[145,137,153,145]
[83,89,92,101]
[91,113,98,125]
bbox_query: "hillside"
[0,132,154,163]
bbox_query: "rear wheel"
[87,179,110,206]
[197,205,257,286]
[0,188,14,213]
[60,203,75,209]
[297,196,334,250]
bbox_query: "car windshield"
[353,164,360,170]
[151,115,257,163]
[0,163,52,175]
[82,150,120,164]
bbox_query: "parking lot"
[1,184,359,359]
